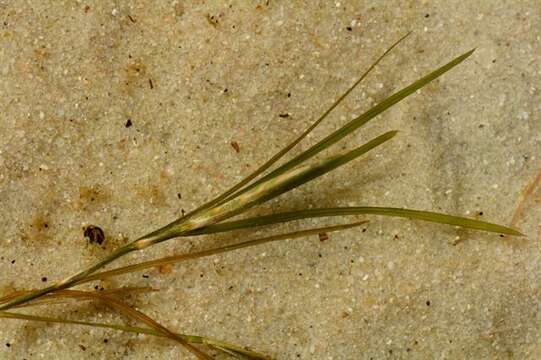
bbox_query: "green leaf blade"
[190,206,522,236]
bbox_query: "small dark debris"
[424,13,430,18]
[177,193,182,199]
[142,274,149,279]
[79,344,86,351]
[11,260,15,264]
[5,343,10,348]
[319,233,329,242]
[127,14,136,23]
[426,300,431,306]
[278,113,290,118]
[206,14,219,27]
[84,5,90,13]
[84,225,105,245]
[125,119,133,128]
[148,78,154,89]
[174,2,185,17]
[287,92,291,97]
[346,26,352,31]
[41,277,47,282]
[362,228,367,233]
[230,141,240,153]
[223,88,228,93]
[103,339,108,344]
[406,348,411,352]
[478,211,484,216]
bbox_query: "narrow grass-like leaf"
[174,131,396,234]
[216,131,397,218]
[182,32,411,219]
[0,311,270,359]
[78,221,367,284]
[147,131,394,241]
[189,207,522,236]
[2,287,156,308]
[218,49,475,205]
[0,287,155,306]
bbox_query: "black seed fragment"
[230,141,240,153]
[84,225,105,245]
[125,119,133,128]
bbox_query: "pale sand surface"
[0,1,540,359]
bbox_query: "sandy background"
[0,1,540,359]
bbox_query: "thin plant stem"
[0,287,155,307]
[0,311,270,359]
[77,221,368,284]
